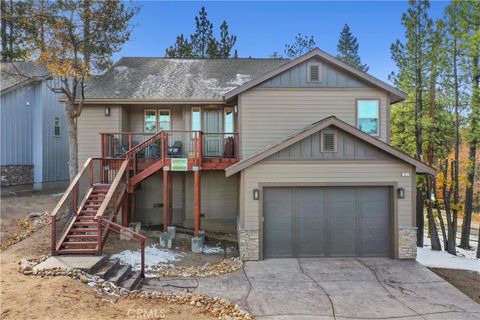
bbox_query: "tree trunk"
[477,225,480,259]
[436,206,448,251]
[416,184,425,247]
[1,0,7,61]
[426,175,441,250]
[460,142,477,249]
[66,103,79,182]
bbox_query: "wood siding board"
[258,57,370,89]
[238,88,389,159]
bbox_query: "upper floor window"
[54,117,61,137]
[191,107,201,131]
[224,107,234,133]
[144,109,171,133]
[357,100,379,136]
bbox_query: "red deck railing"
[101,131,239,170]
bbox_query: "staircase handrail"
[94,159,130,220]
[50,158,92,218]
[125,131,165,157]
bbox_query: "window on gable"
[54,117,61,137]
[357,100,379,136]
[307,63,321,82]
[321,130,337,152]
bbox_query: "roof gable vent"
[321,130,337,152]
[307,62,321,82]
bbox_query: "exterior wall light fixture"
[397,188,405,199]
[253,189,259,200]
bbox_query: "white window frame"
[158,109,171,131]
[356,99,380,136]
[224,106,234,134]
[54,116,61,137]
[307,62,322,83]
[320,130,337,153]
[144,109,157,133]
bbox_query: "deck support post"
[194,170,201,237]
[122,195,128,227]
[130,191,136,223]
[168,172,173,225]
[163,169,169,232]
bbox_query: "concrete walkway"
[143,258,480,320]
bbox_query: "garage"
[263,186,391,258]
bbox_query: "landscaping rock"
[148,257,243,278]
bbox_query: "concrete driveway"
[143,258,480,320]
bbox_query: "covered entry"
[263,186,391,258]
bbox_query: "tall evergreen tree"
[190,6,215,58]
[165,34,193,58]
[390,0,435,248]
[165,7,237,58]
[336,24,369,72]
[457,0,480,250]
[284,33,316,58]
[216,21,237,58]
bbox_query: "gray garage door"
[263,187,391,258]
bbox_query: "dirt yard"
[430,268,480,304]
[0,192,216,320]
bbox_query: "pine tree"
[216,21,237,58]
[165,7,237,58]
[336,24,369,72]
[390,0,435,248]
[165,34,193,58]
[190,6,215,58]
[284,33,316,58]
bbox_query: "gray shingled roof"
[83,57,289,100]
[1,62,51,93]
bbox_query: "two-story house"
[51,49,434,261]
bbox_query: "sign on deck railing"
[171,158,188,171]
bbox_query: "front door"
[203,109,223,157]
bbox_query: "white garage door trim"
[258,182,399,260]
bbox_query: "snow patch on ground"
[50,192,63,197]
[111,245,185,271]
[417,237,479,272]
[202,245,225,254]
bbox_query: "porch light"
[234,105,238,113]
[105,106,111,116]
[397,188,405,199]
[253,189,259,200]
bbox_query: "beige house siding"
[238,88,389,158]
[241,161,414,231]
[77,105,122,165]
[184,171,239,232]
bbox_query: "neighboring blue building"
[1,62,69,189]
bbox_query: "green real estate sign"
[171,158,188,171]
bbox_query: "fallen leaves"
[1,211,51,251]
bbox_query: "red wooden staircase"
[57,184,110,254]
[50,158,146,275]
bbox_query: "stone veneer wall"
[398,227,417,259]
[238,228,259,261]
[0,165,34,187]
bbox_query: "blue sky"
[116,1,449,84]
